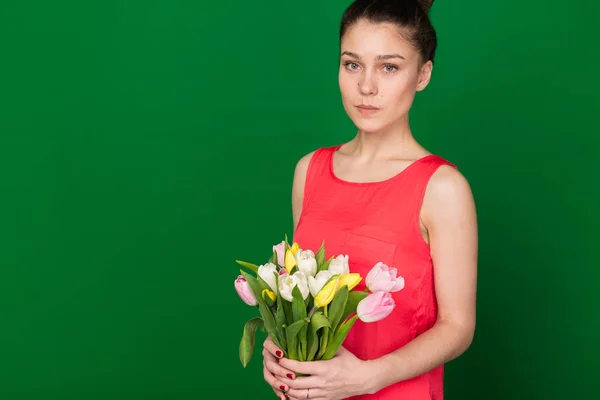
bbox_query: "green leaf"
[236,260,259,274]
[289,265,299,275]
[256,274,272,294]
[317,326,329,360]
[292,286,307,322]
[285,319,308,361]
[239,317,263,368]
[327,285,349,334]
[321,314,359,361]
[283,298,294,327]
[317,255,334,273]
[240,270,282,350]
[291,286,308,361]
[340,291,370,325]
[315,241,326,267]
[307,311,330,361]
[275,295,287,354]
[273,271,280,296]
[269,250,278,265]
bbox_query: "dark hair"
[339,0,437,65]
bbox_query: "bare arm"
[291,151,314,234]
[366,165,479,394]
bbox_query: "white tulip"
[296,249,318,277]
[257,262,278,292]
[307,270,334,297]
[278,270,310,302]
[328,254,350,276]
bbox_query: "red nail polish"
[280,385,286,391]
[287,373,294,379]
[276,350,283,357]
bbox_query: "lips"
[357,105,380,110]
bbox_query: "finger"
[271,387,287,400]
[278,357,327,376]
[286,387,323,400]
[263,361,291,394]
[263,350,296,386]
[264,337,284,358]
[262,349,297,380]
[280,374,321,390]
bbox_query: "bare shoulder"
[292,150,317,231]
[421,164,477,235]
[424,165,475,210]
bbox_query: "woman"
[262,0,478,399]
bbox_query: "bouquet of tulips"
[234,236,405,367]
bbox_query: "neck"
[347,118,423,160]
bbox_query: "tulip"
[234,275,257,306]
[278,271,310,302]
[273,241,286,267]
[314,274,340,308]
[262,289,276,306]
[328,254,350,276]
[296,249,318,277]
[337,273,362,291]
[290,242,300,255]
[258,262,278,292]
[284,249,297,273]
[308,270,334,297]
[357,291,395,322]
[365,262,405,293]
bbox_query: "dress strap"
[302,145,338,211]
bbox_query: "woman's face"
[338,19,432,133]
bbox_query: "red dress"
[293,144,457,400]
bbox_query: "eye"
[383,64,398,73]
[343,61,360,71]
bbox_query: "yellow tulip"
[262,289,276,306]
[285,248,297,273]
[314,275,340,308]
[290,242,300,255]
[337,273,362,291]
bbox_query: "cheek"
[338,72,356,100]
[385,77,418,107]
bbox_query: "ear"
[416,60,433,91]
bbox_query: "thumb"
[335,346,350,357]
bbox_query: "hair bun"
[418,0,434,14]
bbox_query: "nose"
[358,71,377,96]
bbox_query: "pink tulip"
[273,241,286,267]
[365,262,405,293]
[357,291,395,322]
[235,275,257,306]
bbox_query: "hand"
[277,346,374,400]
[262,337,297,399]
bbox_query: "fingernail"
[280,385,286,391]
[276,350,283,358]
[286,373,294,379]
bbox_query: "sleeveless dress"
[293,144,457,400]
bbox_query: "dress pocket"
[340,231,397,286]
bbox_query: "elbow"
[438,316,475,359]
[455,319,476,357]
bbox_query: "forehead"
[341,20,417,58]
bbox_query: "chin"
[349,116,390,134]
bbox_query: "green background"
[1,0,598,399]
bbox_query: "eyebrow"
[341,51,406,60]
